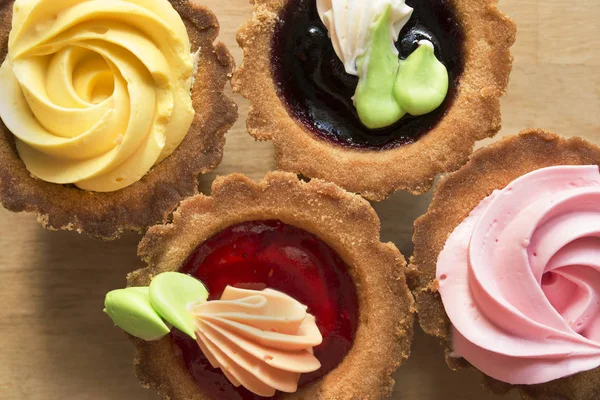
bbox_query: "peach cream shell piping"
[193,286,322,397]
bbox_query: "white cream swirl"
[0,0,195,192]
[191,286,322,397]
[317,0,413,75]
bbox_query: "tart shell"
[0,0,238,240]
[232,0,516,201]
[128,171,415,400]
[408,129,600,400]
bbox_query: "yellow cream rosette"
[0,0,195,192]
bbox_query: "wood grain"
[1,0,598,399]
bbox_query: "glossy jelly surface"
[271,0,465,149]
[172,220,359,399]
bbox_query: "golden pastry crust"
[128,171,415,400]
[232,0,516,201]
[409,129,600,400]
[0,0,238,240]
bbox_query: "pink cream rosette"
[437,165,600,384]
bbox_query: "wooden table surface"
[1,1,599,399]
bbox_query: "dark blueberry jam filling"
[271,0,465,149]
[172,220,359,399]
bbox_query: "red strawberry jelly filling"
[171,220,359,399]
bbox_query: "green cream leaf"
[104,287,170,341]
[354,6,405,129]
[393,41,449,116]
[149,272,208,339]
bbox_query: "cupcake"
[410,129,600,399]
[233,0,515,200]
[0,0,237,239]
[104,171,414,399]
